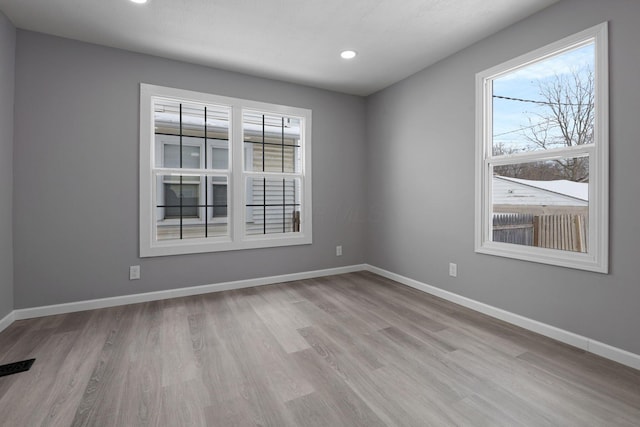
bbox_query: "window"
[475,23,608,272]
[140,84,312,257]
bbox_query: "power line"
[493,94,591,107]
[493,119,555,137]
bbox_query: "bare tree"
[493,142,526,178]
[493,141,567,181]
[521,67,594,182]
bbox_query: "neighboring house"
[493,175,588,215]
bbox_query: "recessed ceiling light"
[340,50,357,60]
[130,0,148,4]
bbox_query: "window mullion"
[204,106,208,237]
[179,104,184,240]
[489,145,594,166]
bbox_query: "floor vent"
[0,359,36,378]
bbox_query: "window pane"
[155,99,229,138]
[157,137,231,171]
[245,177,301,235]
[245,142,300,173]
[163,142,201,169]
[211,178,228,218]
[492,43,595,156]
[156,220,228,241]
[211,146,228,170]
[163,183,200,219]
[154,101,201,138]
[155,174,229,241]
[243,112,301,173]
[492,156,588,252]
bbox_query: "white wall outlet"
[449,262,457,277]
[336,245,343,256]
[129,265,141,280]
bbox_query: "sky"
[492,43,595,153]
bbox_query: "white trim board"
[0,310,15,334]
[12,264,366,321]
[365,264,640,371]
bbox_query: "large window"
[475,23,608,272]
[140,84,312,257]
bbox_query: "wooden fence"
[534,214,587,253]
[493,214,534,247]
[493,213,587,253]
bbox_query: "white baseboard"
[0,310,15,334]
[13,264,366,321]
[588,340,640,371]
[365,264,640,371]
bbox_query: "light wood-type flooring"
[0,271,639,426]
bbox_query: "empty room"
[0,0,639,425]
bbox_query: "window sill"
[475,241,607,273]
[141,233,312,257]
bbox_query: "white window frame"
[474,22,608,273]
[140,84,312,257]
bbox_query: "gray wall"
[9,0,640,357]
[13,31,367,308]
[0,12,15,320]
[366,0,640,355]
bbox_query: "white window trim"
[140,84,312,257]
[474,22,608,273]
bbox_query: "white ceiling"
[0,0,559,96]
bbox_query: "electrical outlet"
[129,265,141,280]
[336,245,343,256]
[449,262,457,277]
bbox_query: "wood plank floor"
[0,271,639,426]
